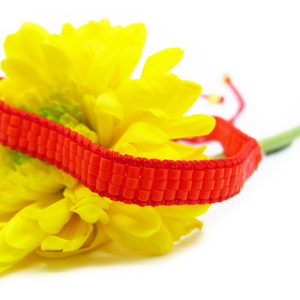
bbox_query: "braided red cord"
[0,100,262,207]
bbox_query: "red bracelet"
[0,100,262,207]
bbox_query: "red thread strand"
[224,75,245,123]
[182,75,245,145]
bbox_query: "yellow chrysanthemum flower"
[0,19,214,273]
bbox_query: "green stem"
[211,153,227,159]
[259,125,300,154]
[211,124,300,159]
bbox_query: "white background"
[0,0,300,299]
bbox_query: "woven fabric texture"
[0,100,262,206]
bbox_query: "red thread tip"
[223,74,230,83]
[201,94,224,104]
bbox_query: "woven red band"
[0,100,262,207]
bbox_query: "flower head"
[0,19,214,273]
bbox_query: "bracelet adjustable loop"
[0,100,262,207]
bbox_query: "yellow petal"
[0,211,15,224]
[4,22,50,80]
[0,226,37,273]
[110,46,143,89]
[140,73,185,113]
[1,58,40,88]
[0,223,7,230]
[71,197,109,224]
[0,195,32,214]
[160,115,216,139]
[0,258,26,273]
[162,217,203,242]
[183,147,210,161]
[76,20,112,44]
[0,226,33,263]
[95,92,124,147]
[133,142,180,160]
[81,95,98,132]
[38,198,73,234]
[143,107,170,123]
[123,23,147,48]
[73,196,109,210]
[21,195,59,220]
[86,40,120,93]
[155,204,210,220]
[73,204,109,224]
[115,78,153,121]
[2,154,77,203]
[36,221,110,258]
[40,38,72,79]
[115,122,169,145]
[65,183,95,201]
[4,214,48,250]
[124,74,201,121]
[73,123,99,144]
[113,143,137,156]
[40,214,93,252]
[105,222,173,255]
[0,78,21,107]
[61,23,91,78]
[168,141,210,160]
[119,47,143,79]
[108,202,161,237]
[64,185,110,224]
[163,80,203,117]
[95,92,124,124]
[141,48,184,78]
